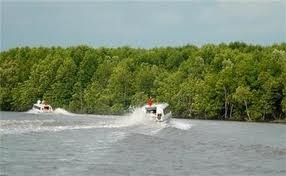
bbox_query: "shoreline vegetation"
[1,42,286,122]
[173,116,286,124]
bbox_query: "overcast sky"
[1,0,285,50]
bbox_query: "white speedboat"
[143,103,171,122]
[32,100,53,113]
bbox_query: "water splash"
[26,109,40,114]
[2,107,192,135]
[0,108,154,135]
[120,108,151,125]
[26,108,76,116]
[0,119,132,135]
[53,108,76,116]
[169,119,193,130]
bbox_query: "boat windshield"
[145,107,156,114]
[163,106,171,114]
[33,105,41,110]
[43,106,50,110]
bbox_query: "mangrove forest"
[1,42,286,122]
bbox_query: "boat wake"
[169,119,193,130]
[53,108,76,116]
[2,108,192,135]
[26,108,76,116]
[26,109,40,114]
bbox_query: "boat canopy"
[145,106,157,114]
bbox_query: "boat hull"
[32,103,53,113]
[32,108,53,113]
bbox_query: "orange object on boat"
[147,97,154,106]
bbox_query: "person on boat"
[147,97,154,106]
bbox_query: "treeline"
[1,42,286,121]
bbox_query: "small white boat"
[143,103,171,122]
[32,100,53,113]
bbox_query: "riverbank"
[271,119,286,124]
[172,116,286,124]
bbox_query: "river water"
[1,109,285,176]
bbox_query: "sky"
[1,0,286,50]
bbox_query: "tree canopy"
[1,43,286,121]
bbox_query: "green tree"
[45,57,77,108]
[216,59,236,119]
[106,61,134,113]
[1,43,285,121]
[154,71,185,117]
[84,80,110,114]
[233,86,253,121]
[69,50,98,112]
[11,53,62,110]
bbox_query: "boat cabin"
[32,100,53,113]
[143,103,171,122]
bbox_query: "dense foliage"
[1,42,286,121]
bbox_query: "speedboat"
[32,100,53,113]
[143,103,171,122]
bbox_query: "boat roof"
[144,103,169,109]
[33,103,52,107]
